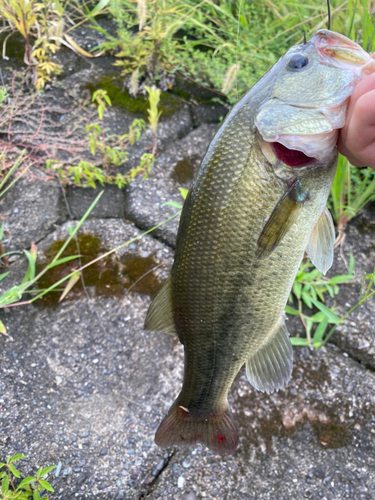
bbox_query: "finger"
[347,72,375,110]
[338,88,375,166]
[354,88,375,129]
[338,72,375,152]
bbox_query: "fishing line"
[235,0,243,100]
[327,0,331,30]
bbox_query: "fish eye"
[287,54,309,71]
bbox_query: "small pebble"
[62,467,72,477]
[182,460,191,469]
[130,469,139,480]
[142,440,151,450]
[55,461,62,478]
[178,475,186,488]
[182,491,198,500]
[127,449,135,455]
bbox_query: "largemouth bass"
[145,30,375,454]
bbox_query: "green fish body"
[145,30,375,454]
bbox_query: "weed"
[0,454,55,500]
[0,74,158,189]
[1,0,63,88]
[106,0,187,93]
[0,89,8,106]
[48,118,154,189]
[144,85,162,155]
[328,154,375,236]
[92,89,112,120]
[286,256,355,347]
[0,0,108,89]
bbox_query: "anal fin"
[245,315,293,393]
[306,207,335,275]
[144,276,177,337]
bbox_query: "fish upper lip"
[312,29,363,51]
[311,29,369,65]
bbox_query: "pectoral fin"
[306,207,335,275]
[245,315,293,393]
[144,276,177,337]
[256,179,308,259]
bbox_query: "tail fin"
[155,402,238,454]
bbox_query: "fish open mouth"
[272,142,315,168]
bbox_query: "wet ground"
[1,27,375,500]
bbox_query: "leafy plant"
[144,85,162,155]
[311,265,375,349]
[287,256,355,347]
[1,0,63,88]
[0,454,55,500]
[329,154,375,236]
[106,0,189,93]
[45,90,155,188]
[92,89,112,120]
[0,74,158,189]
[0,0,109,89]
[0,89,8,107]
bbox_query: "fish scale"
[144,29,375,454]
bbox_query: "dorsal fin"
[144,276,177,337]
[306,207,335,275]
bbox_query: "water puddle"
[36,234,163,307]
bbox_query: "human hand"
[337,59,375,170]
